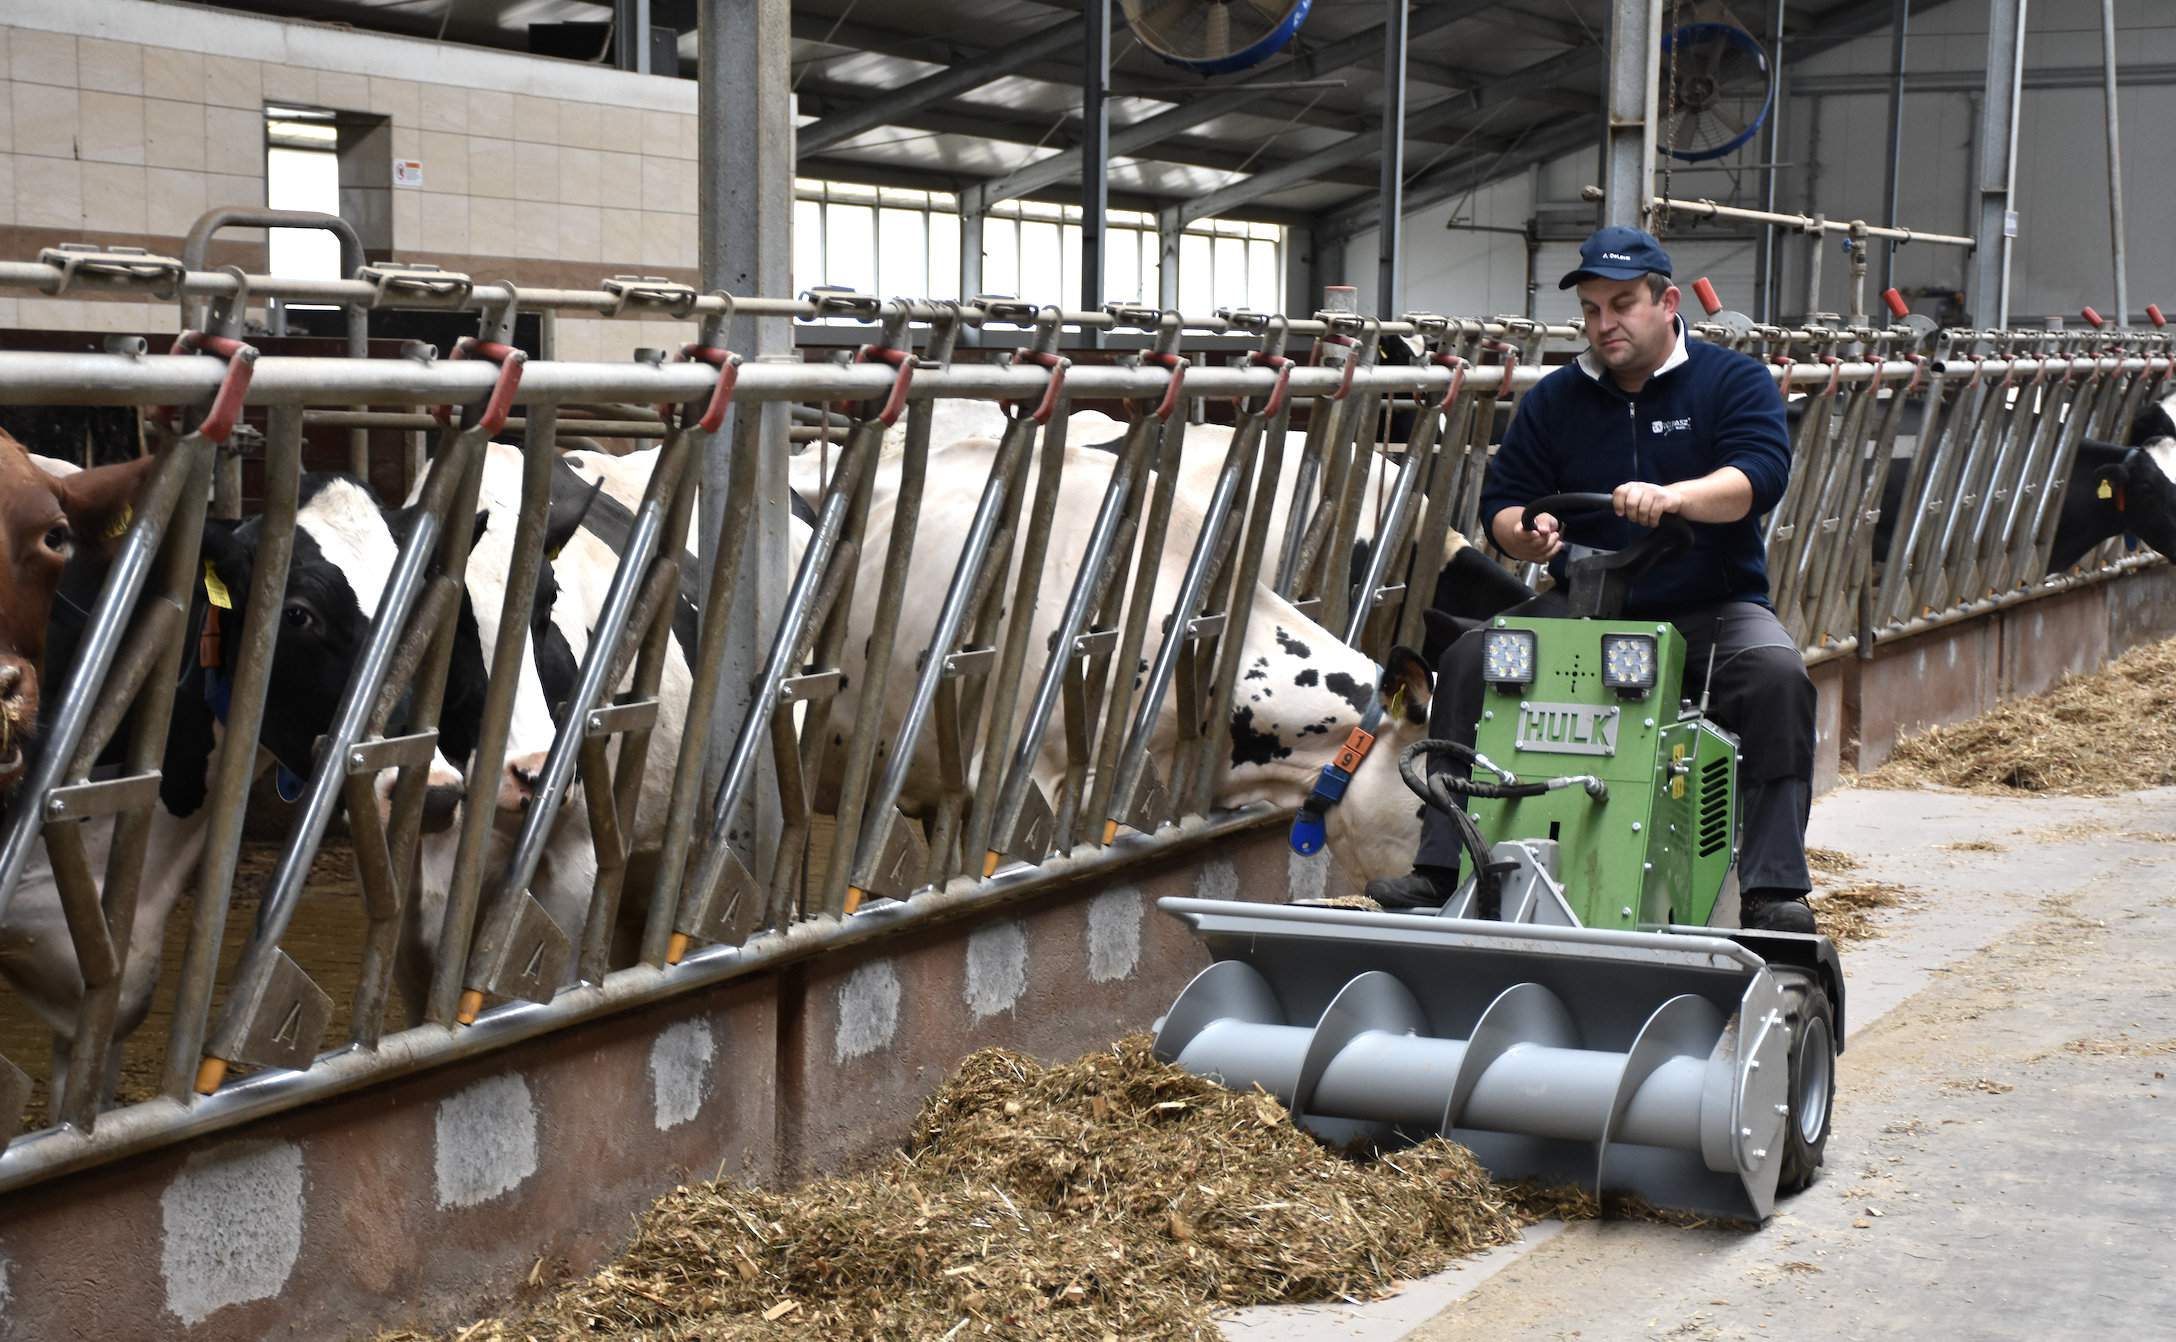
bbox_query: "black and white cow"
[825,435,1439,893]
[0,467,597,1111]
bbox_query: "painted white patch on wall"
[1192,858,1238,904]
[649,1017,715,1132]
[1086,885,1144,983]
[0,1247,12,1314]
[159,1140,305,1327]
[833,958,902,1063]
[434,1074,539,1209]
[963,920,1029,1021]
[1288,849,1329,904]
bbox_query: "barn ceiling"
[203,0,1955,235]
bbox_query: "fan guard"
[1661,21,1775,162]
[1120,0,1313,77]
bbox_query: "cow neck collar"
[1288,682,1392,856]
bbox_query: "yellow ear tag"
[1387,682,1407,719]
[203,560,233,610]
[102,504,133,541]
[2097,477,2114,500]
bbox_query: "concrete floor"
[1223,784,2176,1342]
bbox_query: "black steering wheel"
[1521,491,1695,550]
[1519,492,1694,618]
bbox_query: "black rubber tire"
[1773,969,1836,1195]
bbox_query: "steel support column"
[2100,0,2128,324]
[1879,0,1908,292]
[698,0,791,874]
[1602,0,1664,229]
[1758,0,1789,322]
[959,207,985,302]
[1377,0,1408,315]
[1157,207,1182,309]
[1973,0,2027,327]
[1082,0,1110,318]
[616,0,653,74]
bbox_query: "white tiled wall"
[2,0,709,335]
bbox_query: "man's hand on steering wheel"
[1495,506,1564,563]
[1614,480,1686,528]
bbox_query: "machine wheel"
[1773,969,1836,1194]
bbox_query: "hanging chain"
[1657,0,1687,238]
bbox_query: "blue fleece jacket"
[1477,318,1792,615]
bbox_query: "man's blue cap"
[1558,226,1673,289]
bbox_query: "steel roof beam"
[963,0,1515,210]
[796,18,1087,155]
[791,80,1385,189]
[1170,95,1516,227]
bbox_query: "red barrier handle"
[1692,277,1722,316]
[1246,350,1296,420]
[1141,350,1189,421]
[1884,288,1910,319]
[1004,348,1070,425]
[839,343,918,428]
[1430,352,1470,411]
[433,337,526,436]
[680,343,744,434]
[2081,306,2105,329]
[2148,304,2166,328]
[1483,338,1520,396]
[162,331,259,445]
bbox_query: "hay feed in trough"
[388,1037,1523,1341]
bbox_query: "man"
[1365,226,1818,934]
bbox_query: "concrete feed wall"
[0,819,1297,1342]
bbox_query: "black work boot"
[1363,864,1460,910]
[1740,888,1817,935]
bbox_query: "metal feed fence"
[0,234,2166,1196]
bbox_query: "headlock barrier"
[0,220,2172,1336]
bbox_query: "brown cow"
[0,431,157,789]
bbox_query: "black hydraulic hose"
[1399,737,1551,801]
[1396,738,1528,917]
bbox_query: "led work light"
[1600,633,1658,693]
[1482,628,1537,687]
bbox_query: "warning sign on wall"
[393,160,424,188]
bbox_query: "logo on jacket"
[1651,417,1692,435]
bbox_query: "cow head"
[1219,602,1437,890]
[0,436,158,790]
[1314,646,1436,888]
[2060,439,2176,571]
[197,474,404,787]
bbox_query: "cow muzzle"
[501,752,548,813]
[0,657,36,788]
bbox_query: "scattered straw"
[1864,636,2176,794]
[1806,846,1861,876]
[386,1037,1524,1341]
[1942,1077,2015,1095]
[1940,839,2007,854]
[1305,895,1386,912]
[1811,881,1920,943]
[2056,1036,2176,1058]
[1497,1181,1742,1232]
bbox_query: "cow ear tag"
[102,504,133,541]
[203,560,234,610]
[2098,477,2114,501]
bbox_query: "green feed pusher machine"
[1154,495,1843,1222]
